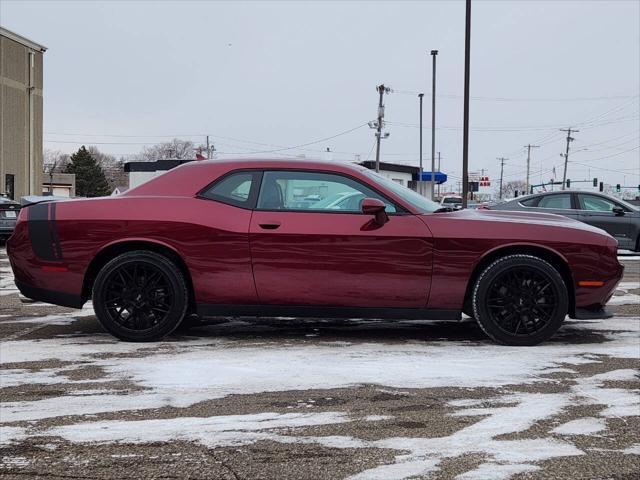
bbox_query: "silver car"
[491,191,640,251]
[0,198,21,241]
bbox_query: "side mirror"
[361,198,389,225]
[612,206,625,216]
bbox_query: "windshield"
[617,197,639,212]
[362,169,441,213]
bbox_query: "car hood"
[428,208,610,235]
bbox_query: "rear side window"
[199,171,260,208]
[537,194,572,209]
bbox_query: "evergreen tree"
[64,146,111,197]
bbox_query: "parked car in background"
[490,191,640,251]
[311,191,365,210]
[0,197,20,241]
[8,159,622,346]
[440,195,462,209]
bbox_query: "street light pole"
[419,93,424,182]
[430,50,438,200]
[461,0,471,209]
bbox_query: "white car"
[440,195,463,209]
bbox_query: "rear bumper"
[573,306,615,320]
[15,279,84,309]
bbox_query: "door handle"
[259,221,281,230]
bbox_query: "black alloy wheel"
[472,254,568,346]
[93,251,188,341]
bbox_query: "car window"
[520,197,539,207]
[537,194,571,209]
[578,194,621,212]
[256,171,397,213]
[200,171,258,208]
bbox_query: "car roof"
[126,158,373,197]
[510,190,638,209]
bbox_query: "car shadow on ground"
[6,308,614,346]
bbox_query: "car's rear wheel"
[472,254,568,346]
[93,251,188,341]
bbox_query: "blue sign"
[418,172,447,184]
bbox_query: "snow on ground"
[1,315,638,479]
[552,417,606,435]
[1,249,638,479]
[2,317,639,424]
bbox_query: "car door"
[527,192,579,220]
[249,170,433,308]
[576,193,633,249]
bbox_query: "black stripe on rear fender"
[28,203,61,261]
[50,202,63,259]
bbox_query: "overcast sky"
[2,0,639,191]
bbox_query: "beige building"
[0,27,46,200]
[42,172,76,197]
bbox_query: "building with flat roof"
[0,27,47,200]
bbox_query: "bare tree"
[44,149,71,172]
[135,139,198,161]
[499,180,528,199]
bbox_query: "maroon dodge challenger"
[7,159,623,345]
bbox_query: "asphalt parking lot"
[1,245,638,480]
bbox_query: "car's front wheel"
[93,250,188,341]
[472,254,568,346]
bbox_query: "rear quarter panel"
[13,196,257,305]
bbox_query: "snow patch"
[456,463,540,480]
[552,417,606,435]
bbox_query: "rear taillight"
[16,208,27,222]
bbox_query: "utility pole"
[461,0,471,208]
[430,50,438,200]
[374,84,390,172]
[206,135,211,159]
[524,144,539,194]
[419,93,424,181]
[560,128,578,190]
[497,157,507,199]
[437,151,441,198]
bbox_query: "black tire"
[93,251,189,341]
[472,254,568,346]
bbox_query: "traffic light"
[566,179,570,188]
[599,182,604,192]
[593,178,598,187]
[616,184,621,192]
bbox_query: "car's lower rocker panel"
[15,280,84,309]
[197,304,462,321]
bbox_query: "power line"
[45,122,370,156]
[391,90,639,102]
[385,114,638,132]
